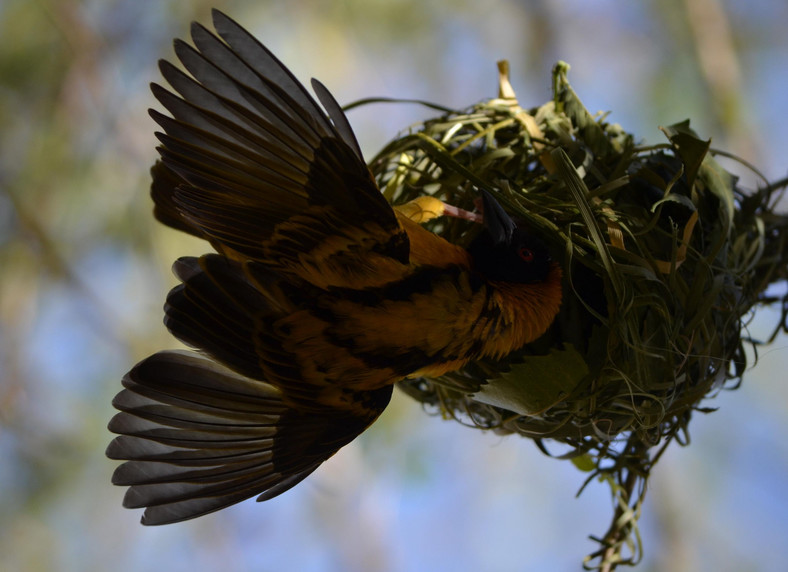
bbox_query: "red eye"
[518,247,535,262]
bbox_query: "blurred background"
[1,0,787,570]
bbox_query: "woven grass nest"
[356,62,788,569]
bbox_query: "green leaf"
[650,192,696,214]
[698,153,736,228]
[552,147,624,298]
[660,120,709,188]
[552,61,613,157]
[661,120,734,231]
[571,454,597,472]
[472,344,589,415]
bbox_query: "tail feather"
[107,350,391,525]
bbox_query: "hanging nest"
[358,61,788,569]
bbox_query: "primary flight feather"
[107,9,563,525]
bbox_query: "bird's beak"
[481,190,517,245]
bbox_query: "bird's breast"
[476,261,564,359]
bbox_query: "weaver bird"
[107,9,563,525]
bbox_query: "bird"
[106,9,563,526]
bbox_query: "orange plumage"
[107,9,562,525]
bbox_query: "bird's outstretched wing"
[150,9,410,284]
[107,350,392,525]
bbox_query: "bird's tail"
[107,350,391,525]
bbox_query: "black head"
[468,191,553,283]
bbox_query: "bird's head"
[468,191,553,284]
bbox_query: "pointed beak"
[481,190,517,245]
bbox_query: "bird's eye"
[518,247,535,262]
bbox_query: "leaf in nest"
[660,120,709,187]
[698,153,736,228]
[472,344,589,416]
[571,454,597,472]
[551,61,613,158]
[661,120,734,231]
[650,192,696,214]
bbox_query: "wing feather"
[150,9,407,268]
